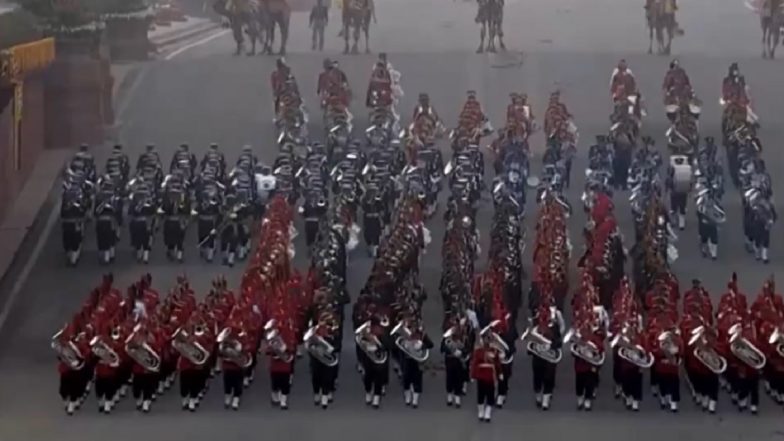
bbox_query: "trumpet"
[563,328,605,366]
[51,329,85,370]
[354,321,388,364]
[520,324,560,364]
[264,319,294,364]
[216,327,252,368]
[304,326,339,367]
[728,324,766,370]
[90,335,120,368]
[391,321,429,363]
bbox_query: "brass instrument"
[728,324,766,370]
[51,328,85,370]
[520,323,561,364]
[563,328,605,366]
[442,326,470,363]
[216,327,253,368]
[303,326,339,367]
[171,326,210,366]
[89,335,120,368]
[124,325,161,372]
[391,321,429,363]
[354,321,388,364]
[264,319,294,363]
[687,326,727,374]
[657,329,681,364]
[768,327,784,359]
[610,324,654,369]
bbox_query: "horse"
[214,0,263,55]
[259,0,291,55]
[760,0,784,58]
[342,0,374,54]
[646,0,678,55]
[476,0,505,53]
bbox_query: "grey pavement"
[2,0,784,440]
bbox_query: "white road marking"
[165,29,230,60]
[0,199,59,332]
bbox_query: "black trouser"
[363,215,382,247]
[613,149,631,190]
[621,367,643,401]
[656,371,680,402]
[304,220,319,248]
[698,215,718,244]
[271,371,291,395]
[402,357,423,393]
[95,374,119,401]
[743,205,754,244]
[532,357,556,395]
[180,369,203,399]
[445,357,467,395]
[132,372,157,401]
[575,369,598,399]
[362,361,387,395]
[766,368,784,395]
[477,380,496,405]
[312,24,325,50]
[670,191,687,216]
[310,358,336,395]
[690,368,719,401]
[564,158,573,188]
[752,220,770,249]
[498,362,512,396]
[60,369,89,402]
[734,373,760,406]
[224,369,244,398]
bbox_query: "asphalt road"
[1,0,784,440]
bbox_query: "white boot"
[631,400,639,411]
[142,400,151,413]
[320,394,329,409]
[614,385,622,397]
[541,394,552,410]
[314,393,322,405]
[188,398,197,411]
[577,396,585,409]
[477,404,484,420]
[454,395,462,408]
[584,399,592,410]
[183,397,190,409]
[142,250,149,263]
[365,392,372,404]
[231,396,240,410]
[482,404,492,421]
[271,391,280,404]
[66,401,75,415]
[412,392,420,408]
[535,393,543,405]
[762,247,769,263]
[670,401,679,412]
[496,394,506,408]
[372,395,380,408]
[755,246,762,261]
[678,214,685,230]
[708,242,718,260]
[327,393,333,403]
[708,400,717,413]
[404,389,412,406]
[223,394,231,408]
[446,393,454,406]
[279,394,288,410]
[98,398,105,412]
[243,376,250,388]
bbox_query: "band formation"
[53,47,783,422]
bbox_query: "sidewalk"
[149,16,220,48]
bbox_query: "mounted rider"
[413,93,440,124]
[544,90,576,145]
[366,59,393,109]
[721,63,759,131]
[610,60,638,103]
[662,59,695,122]
[271,58,292,114]
[319,59,351,108]
[455,90,491,141]
[504,93,535,141]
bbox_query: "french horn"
[768,326,784,359]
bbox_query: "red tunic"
[470,347,500,383]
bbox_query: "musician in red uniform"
[93,320,125,413]
[177,317,212,412]
[681,279,719,413]
[267,319,296,410]
[544,90,574,143]
[271,58,291,114]
[441,316,472,408]
[471,332,501,422]
[222,320,254,410]
[56,319,92,415]
[610,59,637,102]
[528,293,564,411]
[366,60,392,109]
[356,312,389,408]
[573,320,604,411]
[129,320,162,413]
[648,318,682,412]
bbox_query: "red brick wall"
[0,75,46,222]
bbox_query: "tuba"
[728,324,766,370]
[264,319,294,363]
[520,322,561,364]
[563,328,605,366]
[124,325,161,372]
[51,328,85,370]
[391,321,429,363]
[768,326,784,359]
[89,335,120,368]
[442,326,470,363]
[354,321,388,364]
[216,327,252,368]
[687,326,727,374]
[657,329,681,364]
[171,326,210,366]
[610,325,654,369]
[303,325,339,367]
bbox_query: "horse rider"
[610,60,638,103]
[721,63,758,126]
[271,58,292,114]
[318,59,351,108]
[457,90,490,137]
[662,59,693,122]
[137,144,162,174]
[544,90,575,143]
[413,93,440,124]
